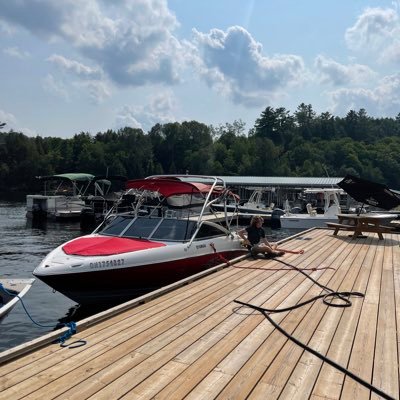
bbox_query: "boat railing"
[186,177,238,249]
[94,175,236,239]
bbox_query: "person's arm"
[262,237,271,247]
[260,229,271,247]
[238,228,251,246]
[261,237,271,246]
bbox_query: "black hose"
[234,299,394,400]
[234,260,395,400]
[233,258,395,400]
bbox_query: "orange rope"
[209,242,231,266]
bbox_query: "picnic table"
[326,213,395,240]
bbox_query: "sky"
[0,0,399,138]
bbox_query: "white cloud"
[0,19,16,35]
[327,6,400,115]
[76,80,111,104]
[115,110,143,130]
[46,55,110,103]
[314,55,376,86]
[190,26,306,107]
[0,109,18,127]
[47,54,102,79]
[3,46,30,59]
[345,7,400,64]
[329,72,400,116]
[115,91,178,131]
[42,74,70,101]
[0,0,184,87]
[0,109,37,136]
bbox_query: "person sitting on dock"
[238,215,304,258]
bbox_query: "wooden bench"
[326,222,356,232]
[326,219,395,240]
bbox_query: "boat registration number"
[89,259,125,269]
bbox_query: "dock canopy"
[36,173,95,182]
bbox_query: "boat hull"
[280,215,338,229]
[34,250,245,305]
[211,204,272,217]
[0,279,35,321]
[26,195,85,221]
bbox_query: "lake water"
[0,201,300,353]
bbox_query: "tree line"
[1,103,400,194]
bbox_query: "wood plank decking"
[0,228,399,399]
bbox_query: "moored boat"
[280,188,344,229]
[33,175,247,305]
[212,189,274,217]
[80,175,128,231]
[0,279,35,321]
[26,173,94,220]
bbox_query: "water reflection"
[56,304,111,327]
[26,217,48,231]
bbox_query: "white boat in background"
[33,175,247,305]
[26,173,94,220]
[80,175,128,230]
[0,278,35,321]
[280,188,344,229]
[212,189,274,216]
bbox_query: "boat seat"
[164,210,177,219]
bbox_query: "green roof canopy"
[38,173,95,182]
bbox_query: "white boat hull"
[26,195,85,220]
[212,204,272,217]
[33,234,246,305]
[280,215,338,230]
[0,279,35,320]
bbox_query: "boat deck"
[1,228,399,399]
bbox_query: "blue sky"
[0,0,399,137]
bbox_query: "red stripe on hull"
[35,250,246,304]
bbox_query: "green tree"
[294,103,316,140]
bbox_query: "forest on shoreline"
[1,103,400,194]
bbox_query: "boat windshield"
[100,216,132,236]
[100,215,197,242]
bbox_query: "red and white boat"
[33,175,246,305]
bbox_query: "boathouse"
[217,176,344,209]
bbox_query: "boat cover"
[126,178,220,198]
[63,236,166,256]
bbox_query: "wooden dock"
[0,227,399,399]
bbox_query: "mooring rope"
[0,283,86,349]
